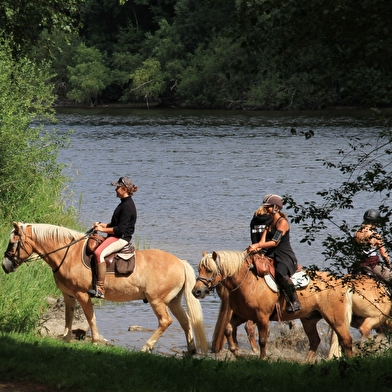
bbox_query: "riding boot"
[281,276,302,312]
[87,262,106,299]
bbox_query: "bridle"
[4,229,89,274]
[195,254,254,293]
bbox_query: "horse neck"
[26,225,78,271]
[221,260,254,292]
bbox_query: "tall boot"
[87,262,106,299]
[281,276,302,312]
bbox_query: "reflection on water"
[54,108,384,355]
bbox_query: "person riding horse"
[247,194,301,312]
[353,208,392,282]
[88,176,138,299]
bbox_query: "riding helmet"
[363,208,381,224]
[263,194,283,210]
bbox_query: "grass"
[1,332,392,392]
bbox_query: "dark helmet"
[363,209,381,224]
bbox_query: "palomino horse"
[192,250,354,361]
[2,222,208,354]
[329,274,392,358]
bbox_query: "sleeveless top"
[265,217,298,276]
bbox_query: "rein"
[9,232,89,274]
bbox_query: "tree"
[0,43,71,225]
[0,0,84,57]
[129,58,165,106]
[67,43,112,106]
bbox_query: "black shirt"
[107,196,137,242]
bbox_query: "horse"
[213,275,392,357]
[328,274,392,358]
[2,222,208,355]
[192,250,354,361]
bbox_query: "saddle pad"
[264,274,279,293]
[292,270,310,289]
[264,270,310,293]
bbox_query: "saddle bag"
[251,253,274,277]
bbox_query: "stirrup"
[286,300,301,312]
[87,287,105,299]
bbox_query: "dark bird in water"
[290,127,297,135]
[304,130,314,139]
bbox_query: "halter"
[4,228,89,273]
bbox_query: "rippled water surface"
[54,108,384,354]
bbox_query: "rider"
[354,208,392,281]
[247,194,301,312]
[87,176,138,299]
[250,204,272,244]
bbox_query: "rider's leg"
[275,264,302,312]
[88,237,127,298]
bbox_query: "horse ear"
[13,222,21,235]
[212,251,218,261]
[202,251,207,257]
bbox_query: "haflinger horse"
[192,250,354,361]
[2,222,208,355]
[328,274,392,358]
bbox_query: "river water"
[54,107,386,356]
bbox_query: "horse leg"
[74,292,105,343]
[244,320,258,353]
[142,301,172,353]
[299,318,321,363]
[225,313,247,356]
[62,293,76,341]
[168,297,196,355]
[256,318,270,358]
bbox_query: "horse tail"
[328,286,353,359]
[328,330,342,359]
[182,260,208,354]
[211,284,232,353]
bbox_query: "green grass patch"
[1,332,392,391]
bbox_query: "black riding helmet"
[363,208,382,224]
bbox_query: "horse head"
[192,251,223,299]
[2,222,33,274]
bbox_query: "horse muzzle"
[2,258,16,274]
[192,284,210,299]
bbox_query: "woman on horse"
[354,208,392,281]
[88,176,138,299]
[247,194,301,312]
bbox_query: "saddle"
[83,233,136,275]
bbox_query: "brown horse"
[329,274,392,358]
[192,250,354,361]
[2,222,208,354]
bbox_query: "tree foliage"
[0,0,84,57]
[284,115,392,276]
[67,43,112,106]
[0,44,71,225]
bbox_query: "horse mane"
[200,250,248,277]
[23,223,84,243]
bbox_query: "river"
[54,107,386,356]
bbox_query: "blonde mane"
[22,223,84,243]
[200,250,248,277]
